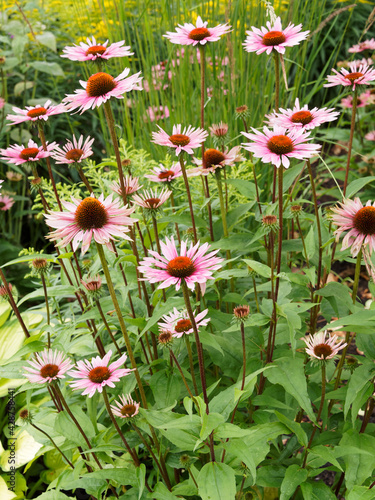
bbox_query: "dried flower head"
[158,329,174,347]
[262,214,279,232]
[290,204,303,217]
[233,305,250,321]
[31,258,50,275]
[0,283,13,301]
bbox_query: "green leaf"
[35,32,57,52]
[275,411,308,447]
[197,462,236,500]
[337,430,375,490]
[33,492,71,500]
[149,370,181,409]
[344,362,375,421]
[28,61,65,77]
[347,485,375,500]
[308,445,343,472]
[243,259,271,278]
[266,357,316,422]
[346,176,375,198]
[280,464,308,500]
[225,179,256,199]
[300,481,337,500]
[14,81,34,96]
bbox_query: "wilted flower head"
[110,393,140,419]
[132,187,172,211]
[233,305,250,322]
[302,331,347,360]
[0,283,12,301]
[209,121,229,138]
[144,163,182,183]
[111,175,142,197]
[158,329,174,347]
[262,214,278,232]
[348,38,375,53]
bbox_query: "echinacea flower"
[132,187,171,210]
[302,331,347,360]
[145,105,170,122]
[138,236,223,295]
[209,121,229,138]
[164,16,231,46]
[110,393,140,418]
[348,38,375,53]
[52,135,94,164]
[0,139,56,166]
[6,100,66,125]
[242,126,320,168]
[330,197,375,257]
[45,192,137,255]
[233,305,250,321]
[144,163,182,183]
[365,131,375,141]
[0,194,15,211]
[152,124,208,156]
[243,16,309,55]
[341,91,373,108]
[81,275,102,297]
[63,68,142,113]
[0,283,12,300]
[191,146,243,175]
[324,62,375,91]
[111,175,142,196]
[69,350,134,398]
[266,98,340,130]
[61,36,133,62]
[158,307,210,338]
[24,349,73,384]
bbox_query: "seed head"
[233,305,250,322]
[262,214,279,233]
[235,105,250,120]
[158,329,173,347]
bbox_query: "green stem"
[169,349,194,399]
[185,335,199,396]
[95,299,122,357]
[302,362,326,468]
[38,124,62,211]
[95,242,147,409]
[40,273,50,347]
[30,422,74,469]
[179,155,198,243]
[343,88,358,197]
[152,215,166,302]
[0,268,30,338]
[182,281,215,462]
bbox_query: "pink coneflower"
[365,131,375,141]
[152,124,208,156]
[0,283,12,300]
[145,105,170,122]
[132,187,171,210]
[0,194,15,211]
[61,36,133,61]
[331,198,375,257]
[138,237,223,295]
[63,69,142,114]
[164,16,231,46]
[0,139,56,166]
[110,393,140,418]
[242,126,320,168]
[0,98,5,110]
[159,307,210,338]
[341,91,373,108]
[233,305,250,321]
[144,163,182,183]
[81,275,102,297]
[24,349,73,384]
[192,146,243,175]
[266,98,340,130]
[243,16,309,55]
[45,192,137,255]
[303,331,347,361]
[348,38,375,53]
[209,121,228,139]
[111,175,142,196]
[52,135,94,164]
[69,350,134,398]
[324,62,375,91]
[6,100,66,125]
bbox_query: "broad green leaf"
[33,492,71,500]
[35,32,57,52]
[150,482,181,499]
[243,259,271,278]
[344,362,375,423]
[347,485,375,500]
[14,81,34,96]
[337,430,375,490]
[308,445,343,472]
[275,411,308,447]
[149,370,181,409]
[0,475,16,500]
[29,61,65,77]
[225,178,257,199]
[0,303,11,327]
[197,462,236,500]
[0,430,43,471]
[346,176,375,198]
[300,481,337,500]
[280,464,308,500]
[266,357,316,422]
